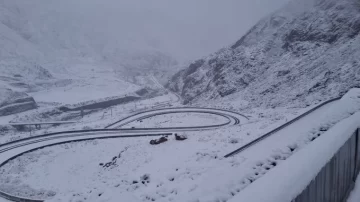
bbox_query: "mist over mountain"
[0,0,291,115]
[168,0,360,108]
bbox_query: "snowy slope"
[0,0,292,115]
[0,27,139,116]
[1,89,359,202]
[168,0,360,107]
[0,0,179,115]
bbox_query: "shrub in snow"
[229,138,239,144]
[140,174,150,184]
[288,144,298,152]
[140,174,150,181]
[319,126,329,131]
[82,126,92,130]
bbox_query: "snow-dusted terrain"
[0,0,174,116]
[0,91,180,146]
[231,89,360,202]
[168,0,360,108]
[27,63,140,105]
[0,89,359,202]
[0,0,288,116]
[1,0,360,201]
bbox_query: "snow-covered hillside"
[168,0,360,108]
[0,0,177,115]
[0,0,294,115]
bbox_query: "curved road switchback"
[105,107,249,129]
[0,107,248,202]
[0,95,343,202]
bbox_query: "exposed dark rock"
[319,126,329,131]
[101,147,129,168]
[185,59,205,76]
[135,88,149,96]
[175,133,187,141]
[277,70,290,77]
[141,175,149,181]
[0,89,37,116]
[167,0,360,108]
[229,138,239,144]
[58,95,141,112]
[149,137,168,145]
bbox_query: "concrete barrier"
[293,128,360,202]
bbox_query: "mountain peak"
[168,0,360,108]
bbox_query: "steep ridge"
[168,0,360,107]
[0,13,47,115]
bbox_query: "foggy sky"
[129,0,292,61]
[109,0,292,61]
[4,0,291,62]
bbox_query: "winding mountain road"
[0,107,248,202]
[105,107,248,129]
[0,91,343,202]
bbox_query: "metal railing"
[224,97,342,157]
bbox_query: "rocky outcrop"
[0,89,37,116]
[150,137,168,145]
[168,0,360,107]
[175,133,187,141]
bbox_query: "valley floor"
[1,89,360,202]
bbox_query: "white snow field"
[0,0,288,112]
[27,63,141,105]
[231,90,360,202]
[0,89,359,202]
[2,0,359,201]
[0,91,177,145]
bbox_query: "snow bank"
[229,95,360,202]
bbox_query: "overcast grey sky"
[111,0,292,61]
[4,0,291,62]
[131,0,292,61]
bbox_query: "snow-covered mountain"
[0,0,292,115]
[0,0,179,115]
[168,0,360,107]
